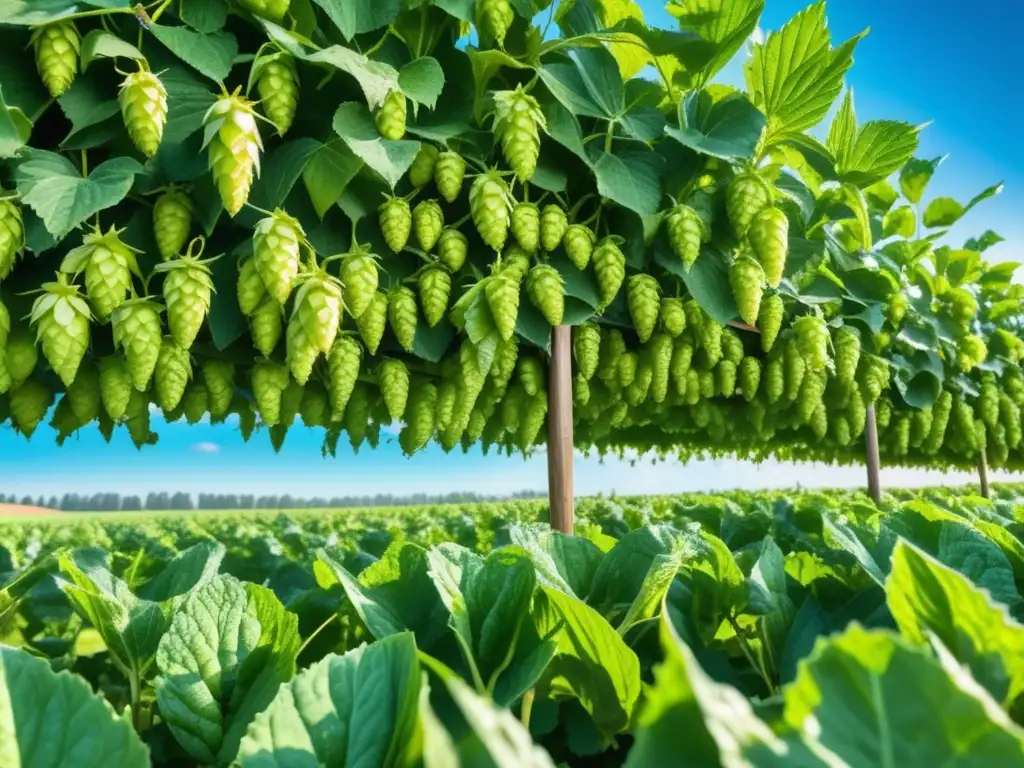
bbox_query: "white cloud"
[191,441,221,454]
[750,26,765,45]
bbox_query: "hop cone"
[112,299,163,390]
[388,286,418,353]
[251,361,290,426]
[659,298,686,337]
[716,360,737,397]
[400,381,437,455]
[437,228,468,272]
[33,22,79,98]
[436,379,458,431]
[517,393,547,451]
[649,334,673,404]
[573,372,590,406]
[355,291,388,355]
[237,258,267,316]
[794,315,829,370]
[476,0,515,46]
[540,205,568,252]
[413,200,444,252]
[65,358,100,424]
[61,226,141,321]
[564,224,595,270]
[924,391,953,454]
[701,320,723,368]
[253,209,304,305]
[748,207,789,287]
[617,352,637,388]
[202,360,235,419]
[494,85,546,182]
[739,357,761,402]
[486,274,520,341]
[30,275,91,388]
[722,329,743,365]
[526,265,565,326]
[511,202,540,253]
[250,297,283,357]
[380,196,412,253]
[340,252,379,320]
[418,267,451,327]
[833,326,861,386]
[287,273,343,384]
[203,93,263,216]
[10,380,52,438]
[155,339,192,412]
[409,144,440,189]
[435,151,466,203]
[378,359,410,421]
[726,173,772,238]
[162,258,213,349]
[518,356,545,397]
[238,0,290,22]
[798,370,827,424]
[375,90,407,141]
[119,69,167,158]
[593,238,625,310]
[124,388,155,448]
[764,355,785,404]
[887,294,907,327]
[758,293,784,352]
[3,332,35,390]
[257,53,299,136]
[573,323,600,380]
[500,245,530,283]
[666,204,703,269]
[470,171,512,252]
[783,340,806,402]
[345,384,372,450]
[670,340,693,395]
[0,199,25,279]
[153,189,193,261]
[729,255,764,326]
[628,275,660,343]
[490,336,519,389]
[300,381,329,428]
[327,336,362,419]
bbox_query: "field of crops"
[2,483,1024,765]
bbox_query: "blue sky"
[2,1,1023,499]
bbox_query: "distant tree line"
[0,490,544,512]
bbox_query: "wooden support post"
[865,403,882,505]
[547,325,574,534]
[979,448,991,499]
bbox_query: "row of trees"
[0,490,544,512]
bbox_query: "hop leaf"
[32,22,79,98]
[153,189,194,261]
[256,53,299,136]
[119,68,167,158]
[470,171,512,252]
[203,92,263,216]
[374,89,407,141]
[526,265,565,326]
[434,151,466,203]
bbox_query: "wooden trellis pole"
[864,404,882,504]
[979,448,991,498]
[547,325,575,533]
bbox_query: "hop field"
[3,484,1024,765]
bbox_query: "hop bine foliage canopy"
[0,0,1018,471]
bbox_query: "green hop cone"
[886,293,907,327]
[499,245,530,283]
[649,334,673,404]
[758,293,784,353]
[161,257,214,350]
[470,171,512,252]
[256,53,299,136]
[30,275,91,388]
[573,372,590,407]
[379,196,413,253]
[250,297,283,357]
[0,198,25,280]
[617,352,638,389]
[764,355,785,404]
[540,205,568,252]
[670,339,693,395]
[526,265,565,326]
[628,275,661,343]
[287,273,343,384]
[153,189,194,261]
[798,370,827,424]
[418,266,452,327]
[493,85,546,183]
[593,238,626,310]
[748,207,789,287]
[833,326,861,386]
[437,228,468,272]
[485,274,520,341]
[726,173,772,239]
[154,338,192,412]
[251,360,290,426]
[327,336,362,419]
[597,328,626,387]
[729,255,765,326]
[378,359,410,421]
[809,403,828,440]
[181,382,209,424]
[111,299,163,391]
[60,226,141,321]
[490,336,519,390]
[959,334,987,372]
[98,358,132,423]
[400,381,437,455]
[511,202,540,253]
[237,258,267,316]
[238,0,290,22]
[564,224,595,270]
[698,369,715,400]
[202,360,235,420]
[375,90,407,141]
[434,151,466,203]
[516,393,548,451]
[436,379,458,431]
[573,323,601,381]
[924,391,953,454]
[9,380,52,438]
[124,388,155,448]
[32,22,79,98]
[65,358,100,424]
[659,298,686,338]
[722,329,743,365]
[340,252,379,319]
[665,204,703,269]
[119,68,167,158]
[793,315,830,370]
[253,209,304,305]
[388,286,419,353]
[203,92,263,216]
[846,388,866,438]
[716,360,737,397]
[518,356,545,397]
[739,357,761,402]
[355,291,388,355]
[300,382,329,428]
[783,339,806,402]
[476,0,515,46]
[413,200,444,252]
[701,320,723,367]
[409,144,440,189]
[3,332,35,389]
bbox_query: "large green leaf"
[305,46,400,110]
[666,0,765,89]
[785,625,1024,764]
[506,523,605,598]
[332,102,419,189]
[301,138,364,218]
[899,155,945,204]
[310,0,401,39]
[137,540,225,602]
[665,87,766,160]
[887,539,1024,708]
[0,647,149,768]
[0,85,31,158]
[749,536,797,678]
[155,575,300,766]
[15,150,143,239]
[150,24,238,84]
[398,57,445,110]
[588,146,664,217]
[236,632,423,767]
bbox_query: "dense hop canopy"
[0,0,1018,469]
